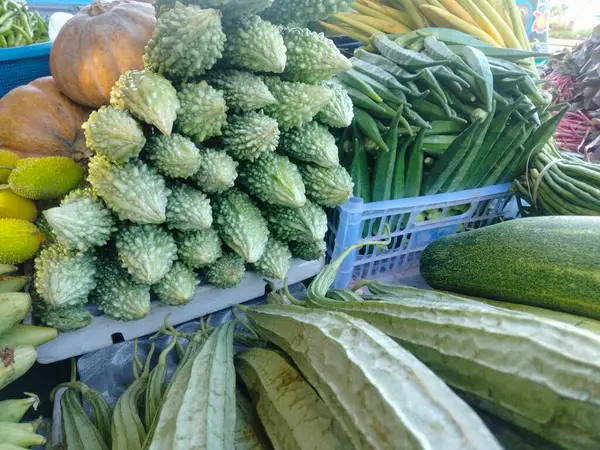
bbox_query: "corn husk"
[0,293,31,336]
[0,393,40,422]
[0,324,58,348]
[0,346,37,391]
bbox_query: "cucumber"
[420,216,600,320]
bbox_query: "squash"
[50,0,156,108]
[0,77,91,160]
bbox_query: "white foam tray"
[37,258,324,364]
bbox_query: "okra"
[337,70,382,102]
[60,389,108,450]
[353,107,389,152]
[350,121,372,202]
[444,101,496,192]
[463,46,494,111]
[236,348,352,449]
[517,105,568,172]
[424,118,483,195]
[481,123,535,186]
[392,137,412,199]
[423,36,485,83]
[445,44,549,61]
[344,85,394,119]
[351,58,412,94]
[418,68,448,103]
[403,106,432,129]
[373,33,450,69]
[372,108,402,202]
[353,71,411,106]
[354,49,424,82]
[404,128,425,198]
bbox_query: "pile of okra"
[336,30,567,203]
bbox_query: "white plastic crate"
[36,258,323,364]
[326,183,517,289]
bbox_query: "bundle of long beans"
[512,145,600,216]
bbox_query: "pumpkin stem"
[0,184,9,191]
[88,1,116,16]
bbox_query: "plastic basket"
[331,36,362,57]
[0,42,52,97]
[326,183,518,289]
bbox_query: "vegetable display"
[16,1,355,334]
[43,230,600,450]
[0,0,48,48]
[50,0,156,108]
[419,216,600,319]
[0,264,57,446]
[512,147,600,216]
[0,77,91,160]
[335,30,560,202]
[321,0,539,72]
[542,28,600,156]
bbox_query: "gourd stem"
[351,280,371,291]
[283,278,305,306]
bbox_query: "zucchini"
[243,304,502,450]
[236,348,352,449]
[420,216,600,319]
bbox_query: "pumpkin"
[0,77,91,160]
[50,0,156,108]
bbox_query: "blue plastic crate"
[0,42,52,97]
[326,183,518,289]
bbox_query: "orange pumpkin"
[50,0,156,108]
[0,77,91,160]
